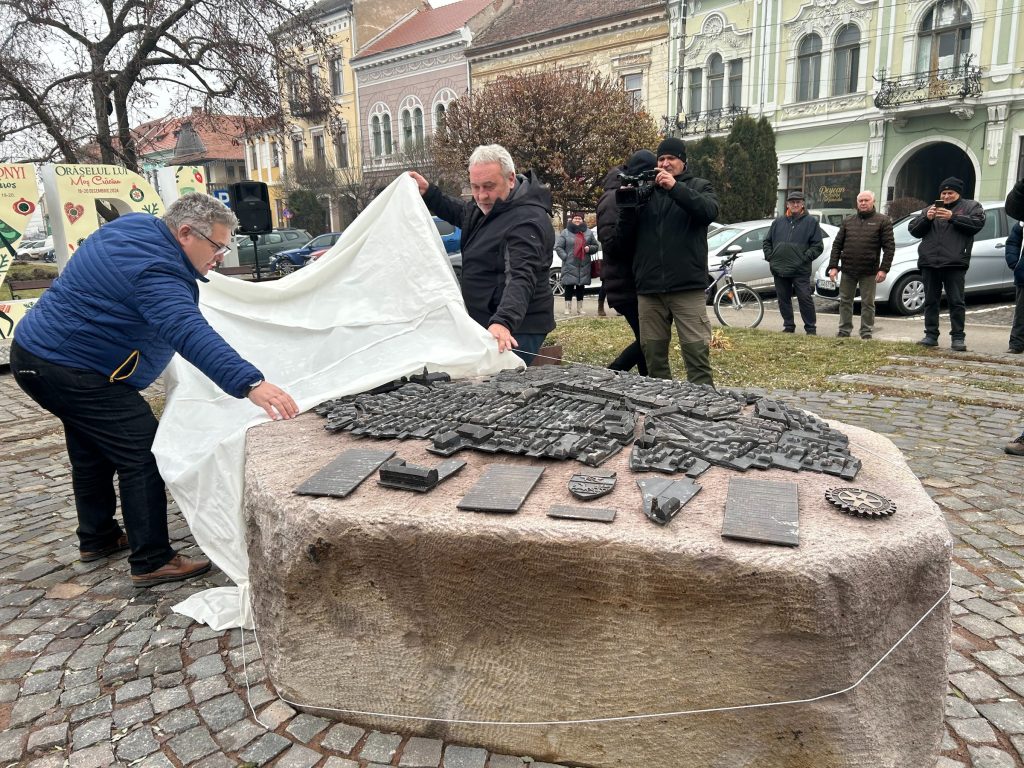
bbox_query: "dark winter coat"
[555,224,598,287]
[827,208,896,277]
[615,170,719,294]
[14,213,261,396]
[596,165,638,309]
[1006,178,1024,221]
[762,212,825,278]
[424,171,555,336]
[908,197,985,270]
[1006,221,1023,287]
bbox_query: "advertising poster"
[0,163,41,286]
[156,165,208,205]
[0,299,37,340]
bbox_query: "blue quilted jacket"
[14,213,261,396]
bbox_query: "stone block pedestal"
[245,414,950,768]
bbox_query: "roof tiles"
[354,0,493,59]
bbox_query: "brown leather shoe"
[80,534,129,562]
[131,554,211,587]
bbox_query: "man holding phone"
[908,177,985,351]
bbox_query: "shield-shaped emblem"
[568,468,617,500]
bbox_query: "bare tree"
[432,68,660,220]
[0,0,338,169]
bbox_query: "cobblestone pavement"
[1,351,1022,768]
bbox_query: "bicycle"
[706,249,764,328]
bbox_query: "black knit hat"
[939,176,965,194]
[625,149,656,175]
[656,137,687,160]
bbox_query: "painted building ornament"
[784,0,873,42]
[683,13,751,62]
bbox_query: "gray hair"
[163,193,238,235]
[858,190,876,202]
[468,144,515,177]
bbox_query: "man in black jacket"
[762,191,823,335]
[909,176,985,352]
[1003,177,1024,456]
[409,144,555,365]
[616,137,719,384]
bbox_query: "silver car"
[813,202,1015,315]
[707,219,839,292]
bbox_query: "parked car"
[433,217,461,254]
[707,219,839,293]
[234,228,311,269]
[813,201,1014,315]
[269,232,343,274]
[810,209,855,227]
[15,236,53,259]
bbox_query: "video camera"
[615,169,659,208]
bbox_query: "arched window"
[371,116,382,157]
[832,24,861,96]
[401,109,413,152]
[434,103,447,132]
[707,54,724,111]
[687,68,702,115]
[381,114,392,155]
[413,107,424,150]
[797,34,822,102]
[728,59,743,107]
[917,0,972,72]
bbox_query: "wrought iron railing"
[872,64,982,109]
[677,106,750,136]
[288,98,328,118]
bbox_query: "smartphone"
[933,200,945,208]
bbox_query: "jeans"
[513,333,548,366]
[637,291,711,379]
[773,275,817,333]
[607,298,648,376]
[9,341,176,575]
[1009,285,1024,352]
[921,267,967,341]
[838,273,878,338]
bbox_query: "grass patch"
[546,317,939,392]
[3,262,58,299]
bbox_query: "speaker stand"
[250,235,262,282]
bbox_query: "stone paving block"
[977,702,1024,734]
[399,735,443,767]
[10,690,61,726]
[0,681,19,702]
[60,683,101,708]
[963,598,1014,620]
[167,724,218,764]
[112,699,154,729]
[0,728,27,762]
[198,691,245,732]
[191,754,237,768]
[322,758,360,768]
[186,638,219,659]
[276,744,323,768]
[15,632,55,652]
[487,756,527,768]
[31,649,72,672]
[955,613,1014,639]
[186,653,226,679]
[114,725,159,761]
[156,706,200,734]
[443,744,487,768]
[67,742,114,768]
[148,627,187,647]
[101,660,136,684]
[239,732,292,765]
[27,722,68,752]
[995,637,1024,656]
[974,650,1024,676]
[24,756,66,768]
[244,682,275,708]
[190,675,230,704]
[137,646,183,677]
[258,698,297,729]
[942,727,958,750]
[71,717,110,749]
[1000,616,1024,633]
[935,758,968,768]
[136,752,176,768]
[70,693,112,722]
[151,685,190,713]
[285,712,332,743]
[359,731,402,763]
[22,669,62,695]
[114,677,152,703]
[950,670,1013,701]
[153,671,185,688]
[948,716,998,744]
[967,744,1017,768]
[67,645,105,669]
[214,716,266,752]
[946,695,979,719]
[322,722,364,754]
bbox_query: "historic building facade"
[673,0,1024,215]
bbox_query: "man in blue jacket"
[1005,220,1023,355]
[10,194,298,587]
[762,191,824,335]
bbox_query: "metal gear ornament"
[825,487,897,519]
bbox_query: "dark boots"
[681,341,714,386]
[597,295,607,316]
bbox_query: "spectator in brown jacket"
[827,190,896,340]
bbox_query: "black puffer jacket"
[762,212,824,278]
[827,208,896,277]
[908,198,985,270]
[1006,178,1024,220]
[616,171,719,294]
[425,171,555,335]
[596,165,638,309]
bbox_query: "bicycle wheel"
[714,282,763,328]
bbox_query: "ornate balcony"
[676,106,750,136]
[288,97,328,119]
[872,64,982,110]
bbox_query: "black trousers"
[607,297,648,376]
[1009,284,1024,352]
[564,284,585,302]
[10,342,176,575]
[921,267,967,341]
[773,275,817,333]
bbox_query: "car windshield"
[707,228,743,250]
[309,234,333,248]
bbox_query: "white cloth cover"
[154,175,522,630]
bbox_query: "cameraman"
[616,137,719,384]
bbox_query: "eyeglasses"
[194,229,230,258]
